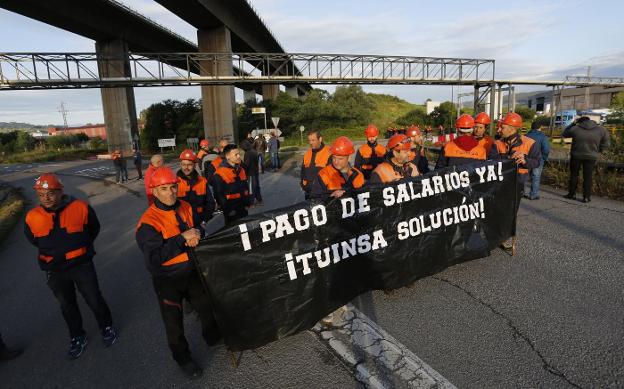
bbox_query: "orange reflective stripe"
[361,164,373,170]
[373,162,401,183]
[59,200,89,234]
[443,141,486,160]
[26,207,54,238]
[197,206,203,213]
[65,247,87,260]
[161,252,189,266]
[358,144,373,158]
[38,254,53,263]
[226,193,241,200]
[211,157,222,170]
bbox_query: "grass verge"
[0,148,108,164]
[0,183,26,244]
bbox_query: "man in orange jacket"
[369,134,420,184]
[473,112,498,158]
[176,149,215,228]
[136,166,220,378]
[212,144,251,225]
[300,130,331,200]
[435,114,488,169]
[354,124,386,179]
[24,173,116,360]
[311,136,365,200]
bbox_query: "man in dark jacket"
[254,135,267,174]
[241,139,262,206]
[24,173,116,359]
[562,117,610,202]
[136,166,219,378]
[213,144,252,224]
[524,122,551,200]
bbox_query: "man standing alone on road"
[24,173,117,359]
[562,116,610,203]
[132,148,143,180]
[136,166,220,378]
[524,122,550,200]
[267,132,280,171]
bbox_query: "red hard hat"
[455,114,475,130]
[406,125,421,138]
[364,124,379,138]
[500,112,523,127]
[179,149,197,162]
[330,136,355,156]
[33,173,63,190]
[199,139,210,148]
[149,167,178,188]
[387,134,411,151]
[474,112,491,125]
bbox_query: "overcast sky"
[0,0,622,125]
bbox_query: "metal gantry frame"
[0,52,496,90]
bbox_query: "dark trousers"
[0,331,6,351]
[135,162,143,179]
[568,157,596,199]
[152,270,219,365]
[46,262,113,339]
[249,174,262,202]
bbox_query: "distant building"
[519,86,624,114]
[47,124,107,140]
[425,99,441,115]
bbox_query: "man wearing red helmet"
[354,124,386,180]
[406,125,430,174]
[473,112,498,158]
[495,112,541,252]
[136,166,219,378]
[435,114,488,169]
[176,149,215,229]
[311,136,365,200]
[369,134,420,184]
[213,144,252,224]
[300,130,331,200]
[196,139,210,175]
[24,173,117,360]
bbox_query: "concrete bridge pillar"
[198,26,238,143]
[262,84,280,101]
[95,39,138,153]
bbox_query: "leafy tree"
[331,85,374,127]
[15,131,36,152]
[396,106,430,126]
[429,101,456,128]
[609,91,624,123]
[514,105,536,121]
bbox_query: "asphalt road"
[1,157,623,388]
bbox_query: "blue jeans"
[270,152,280,170]
[257,153,265,173]
[528,160,544,198]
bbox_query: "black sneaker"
[563,193,576,200]
[179,359,203,379]
[68,335,88,360]
[101,326,118,347]
[581,197,591,203]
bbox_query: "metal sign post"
[299,125,305,146]
[252,107,267,134]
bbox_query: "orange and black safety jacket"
[176,169,215,223]
[310,164,365,200]
[213,160,250,212]
[435,136,487,169]
[203,154,223,186]
[24,196,100,271]
[409,147,430,174]
[135,199,196,278]
[369,160,419,185]
[354,142,386,179]
[478,136,498,158]
[300,144,331,193]
[495,135,541,176]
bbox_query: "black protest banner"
[195,160,519,351]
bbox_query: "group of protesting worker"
[5,110,544,379]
